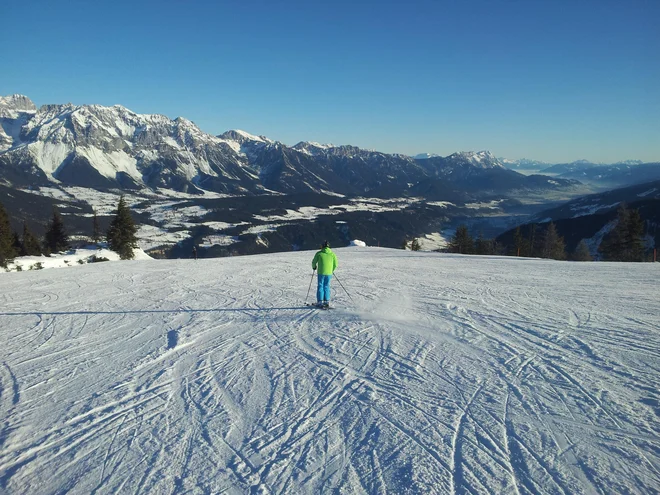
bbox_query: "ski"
[306,303,335,310]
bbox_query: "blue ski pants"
[317,274,332,302]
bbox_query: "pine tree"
[600,203,630,261]
[411,238,421,251]
[572,239,592,261]
[475,232,495,255]
[448,225,473,254]
[541,222,566,260]
[528,224,537,257]
[91,210,101,244]
[107,196,138,260]
[625,208,645,262]
[512,226,525,256]
[0,202,17,267]
[21,221,42,256]
[12,232,22,254]
[541,223,554,259]
[44,207,69,254]
[475,232,485,255]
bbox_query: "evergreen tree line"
[446,222,589,260]
[0,205,71,266]
[0,196,139,267]
[444,202,651,262]
[403,232,502,256]
[509,222,568,260]
[445,226,504,256]
[402,237,422,251]
[510,203,649,262]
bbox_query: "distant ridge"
[0,94,591,197]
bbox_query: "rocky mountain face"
[0,95,36,117]
[414,151,567,193]
[0,95,37,152]
[0,98,263,194]
[0,95,578,199]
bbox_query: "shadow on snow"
[0,307,313,317]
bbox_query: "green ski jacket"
[312,247,338,275]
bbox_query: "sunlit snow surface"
[3,247,152,272]
[0,248,658,494]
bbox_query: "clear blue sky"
[2,0,659,163]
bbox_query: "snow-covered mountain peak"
[292,141,336,156]
[0,95,589,197]
[20,101,218,150]
[219,129,272,145]
[413,153,440,159]
[0,99,260,189]
[447,150,504,169]
[110,103,131,111]
[566,159,604,168]
[613,159,643,166]
[171,116,211,137]
[173,116,195,126]
[236,129,268,141]
[499,157,551,168]
[0,94,37,118]
[215,130,279,161]
[0,95,38,151]
[0,94,36,110]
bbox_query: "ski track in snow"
[0,248,659,494]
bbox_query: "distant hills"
[496,179,660,257]
[498,157,660,189]
[530,180,660,223]
[498,158,551,172]
[542,162,660,189]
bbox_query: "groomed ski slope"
[0,247,658,494]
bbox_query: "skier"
[192,245,197,260]
[312,240,338,308]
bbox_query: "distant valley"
[1,94,658,258]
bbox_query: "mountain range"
[498,157,660,189]
[1,94,658,258]
[541,162,660,189]
[0,95,579,199]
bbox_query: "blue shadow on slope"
[0,307,313,317]
[166,330,178,349]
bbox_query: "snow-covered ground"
[2,247,153,272]
[0,248,658,494]
[417,232,449,251]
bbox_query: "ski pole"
[305,271,315,303]
[333,272,354,302]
